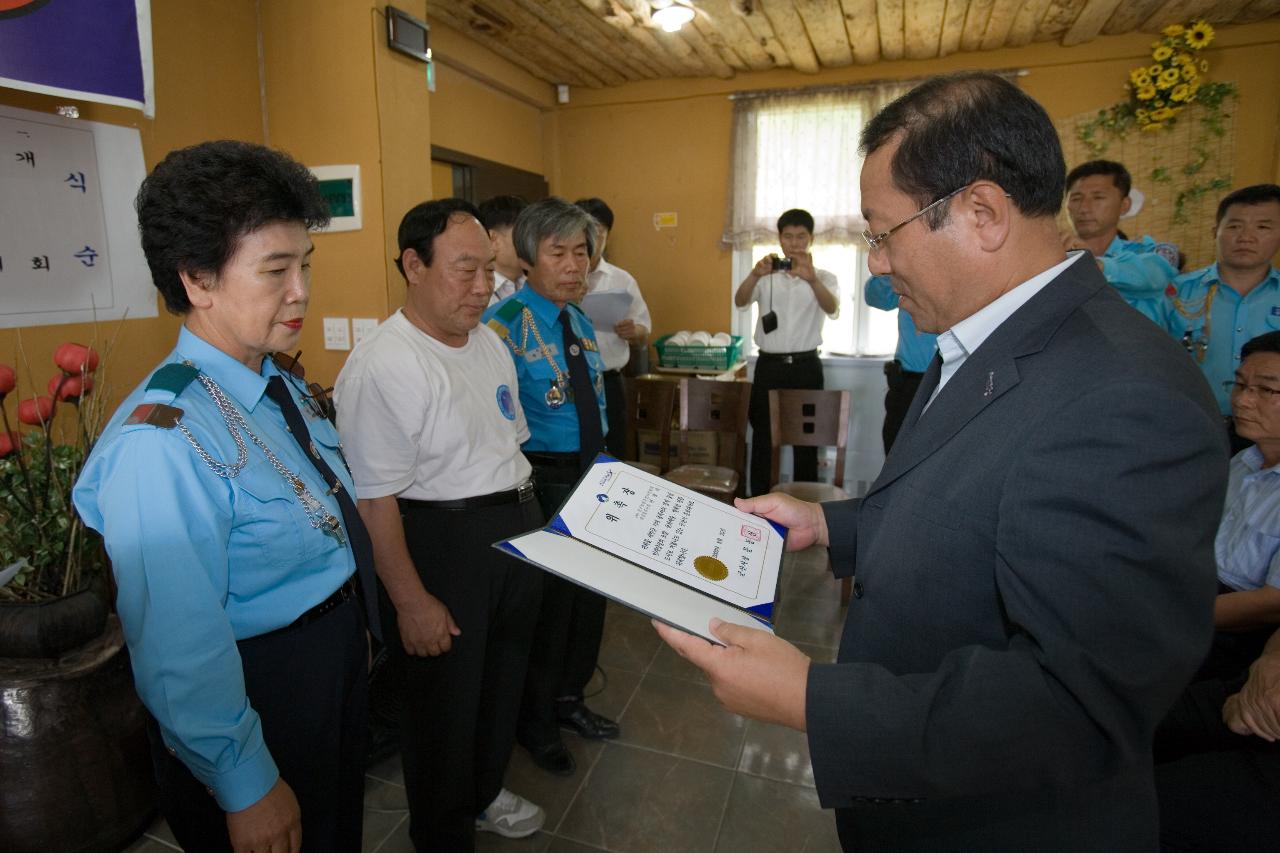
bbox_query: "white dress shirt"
[488,271,523,306]
[584,258,651,371]
[749,268,840,353]
[925,252,1082,411]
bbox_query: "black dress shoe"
[557,702,621,740]
[522,739,575,776]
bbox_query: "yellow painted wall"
[372,4,435,317]
[259,0,433,383]
[0,0,263,414]
[426,19,554,179]
[553,21,1280,341]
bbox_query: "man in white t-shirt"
[335,199,544,850]
[576,197,652,457]
[480,194,527,306]
[734,207,840,495]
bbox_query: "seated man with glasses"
[1211,331,1280,643]
[1154,330,1280,851]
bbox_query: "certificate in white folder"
[495,456,785,644]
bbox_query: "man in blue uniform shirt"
[864,274,938,451]
[74,141,371,853]
[1160,184,1280,423]
[481,197,618,777]
[1064,159,1180,323]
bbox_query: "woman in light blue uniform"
[73,141,372,853]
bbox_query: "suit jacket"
[808,256,1228,851]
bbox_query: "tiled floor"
[124,547,846,853]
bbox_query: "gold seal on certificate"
[694,555,729,582]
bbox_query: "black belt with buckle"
[758,349,818,364]
[248,578,357,642]
[400,479,537,511]
[304,578,358,622]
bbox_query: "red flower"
[0,431,20,457]
[53,342,100,375]
[49,373,94,401]
[17,395,55,426]
[0,364,14,396]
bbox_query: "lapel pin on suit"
[984,371,995,397]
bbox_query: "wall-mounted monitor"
[386,6,429,63]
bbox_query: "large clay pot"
[0,616,155,852]
[0,586,109,658]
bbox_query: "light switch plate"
[352,317,379,346]
[323,317,350,350]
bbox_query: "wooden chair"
[622,376,677,475]
[664,378,751,503]
[768,388,853,603]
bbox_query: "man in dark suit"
[657,72,1229,851]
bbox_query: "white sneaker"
[476,787,545,839]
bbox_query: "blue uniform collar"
[1198,262,1280,292]
[519,284,571,327]
[174,326,277,412]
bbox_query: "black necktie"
[558,310,604,468]
[264,375,381,640]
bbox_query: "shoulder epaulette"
[145,362,199,397]
[271,352,305,378]
[124,402,183,429]
[494,299,524,323]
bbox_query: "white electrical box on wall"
[323,317,351,350]
[352,317,379,345]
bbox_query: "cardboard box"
[638,428,718,468]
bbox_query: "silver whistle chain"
[176,370,346,547]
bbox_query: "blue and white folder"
[495,455,785,645]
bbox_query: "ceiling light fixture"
[652,2,695,33]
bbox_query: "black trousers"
[748,350,823,496]
[518,458,608,747]
[1154,623,1280,852]
[147,595,368,853]
[386,496,543,853]
[881,361,924,454]
[603,369,627,459]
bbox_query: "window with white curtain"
[722,81,915,357]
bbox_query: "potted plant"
[0,340,155,853]
[0,343,110,656]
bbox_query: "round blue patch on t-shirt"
[496,384,516,420]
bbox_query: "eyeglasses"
[1224,380,1280,402]
[861,185,968,253]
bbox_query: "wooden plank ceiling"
[428,0,1280,87]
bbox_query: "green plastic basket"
[654,334,743,370]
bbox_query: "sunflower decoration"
[1126,18,1218,130]
[1186,20,1214,50]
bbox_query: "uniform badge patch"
[496,384,516,420]
[1271,306,1280,316]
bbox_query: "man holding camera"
[735,208,840,495]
